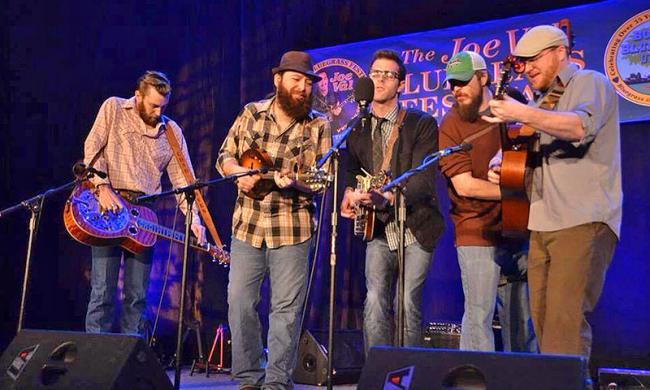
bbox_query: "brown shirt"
[438,107,501,247]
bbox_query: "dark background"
[1,0,648,373]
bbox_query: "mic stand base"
[394,187,406,347]
[174,191,195,390]
[326,153,339,390]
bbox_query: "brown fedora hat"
[272,51,321,81]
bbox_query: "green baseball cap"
[444,51,487,83]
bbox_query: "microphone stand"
[380,143,471,348]
[316,107,368,390]
[135,168,265,390]
[0,169,97,332]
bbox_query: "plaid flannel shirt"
[216,97,332,249]
[83,96,201,222]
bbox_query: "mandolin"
[63,184,230,265]
[237,148,330,199]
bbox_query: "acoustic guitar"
[63,184,230,265]
[238,148,330,199]
[353,169,389,241]
[494,57,537,237]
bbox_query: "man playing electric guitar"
[485,25,622,359]
[83,71,206,336]
[340,49,444,353]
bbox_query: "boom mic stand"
[315,106,369,390]
[135,168,266,390]
[380,142,472,348]
[0,165,100,332]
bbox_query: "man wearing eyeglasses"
[340,49,444,353]
[484,25,622,358]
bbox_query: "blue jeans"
[364,237,433,354]
[228,238,310,390]
[457,245,536,352]
[85,246,152,335]
[496,247,538,353]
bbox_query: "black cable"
[298,178,330,334]
[149,197,182,348]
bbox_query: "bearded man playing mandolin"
[216,51,331,390]
[82,70,206,336]
[485,25,622,359]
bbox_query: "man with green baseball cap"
[444,51,488,84]
[484,25,622,361]
[439,51,536,353]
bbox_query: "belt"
[114,189,145,203]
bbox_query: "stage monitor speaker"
[358,346,588,390]
[0,329,173,390]
[292,329,364,386]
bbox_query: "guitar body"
[64,184,230,263]
[500,123,537,237]
[63,184,158,254]
[354,205,377,241]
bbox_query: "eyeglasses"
[513,46,559,73]
[369,69,400,80]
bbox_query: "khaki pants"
[528,222,617,357]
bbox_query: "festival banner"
[308,0,650,144]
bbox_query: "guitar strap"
[381,108,407,173]
[538,78,565,110]
[163,122,225,250]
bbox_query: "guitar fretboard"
[136,218,200,249]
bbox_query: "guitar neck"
[259,171,311,181]
[136,218,207,253]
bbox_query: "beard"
[137,100,160,127]
[456,91,483,123]
[276,81,312,120]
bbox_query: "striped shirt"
[370,104,417,251]
[216,97,332,249]
[83,96,200,221]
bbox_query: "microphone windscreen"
[72,161,87,177]
[506,87,528,104]
[354,77,374,103]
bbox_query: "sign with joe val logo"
[308,0,649,145]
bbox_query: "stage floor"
[169,368,357,390]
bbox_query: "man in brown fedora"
[216,50,331,389]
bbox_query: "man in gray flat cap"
[484,25,622,359]
[217,51,331,390]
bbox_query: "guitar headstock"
[495,56,518,98]
[207,244,230,267]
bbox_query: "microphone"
[72,161,107,179]
[506,87,528,104]
[354,76,374,130]
[442,142,472,155]
[354,76,374,108]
